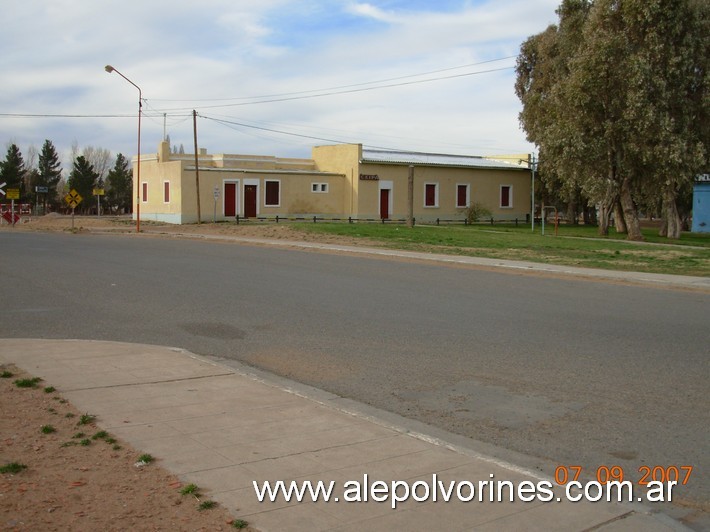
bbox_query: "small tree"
[465,202,492,223]
[105,153,132,214]
[0,144,27,201]
[68,156,99,214]
[36,140,63,211]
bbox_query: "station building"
[134,141,531,224]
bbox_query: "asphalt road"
[1,231,708,517]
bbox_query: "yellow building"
[135,142,531,224]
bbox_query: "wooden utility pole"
[193,110,201,224]
[407,165,414,228]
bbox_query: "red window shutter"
[457,185,467,207]
[164,182,170,203]
[142,182,148,202]
[265,181,279,206]
[501,186,510,207]
[425,184,436,206]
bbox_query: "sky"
[0,0,561,172]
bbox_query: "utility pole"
[529,153,537,232]
[193,110,201,224]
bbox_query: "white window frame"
[500,184,513,208]
[456,183,470,208]
[311,182,329,193]
[424,182,439,208]
[264,179,281,207]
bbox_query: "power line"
[147,56,517,104]
[1,59,515,119]
[154,65,515,112]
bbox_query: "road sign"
[35,186,49,193]
[6,188,19,200]
[0,181,5,196]
[64,189,83,209]
[93,188,105,196]
[2,211,20,224]
[213,186,220,200]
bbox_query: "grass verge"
[294,223,710,276]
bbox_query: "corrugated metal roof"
[361,149,526,170]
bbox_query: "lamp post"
[105,65,141,233]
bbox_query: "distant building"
[692,174,710,233]
[134,142,531,224]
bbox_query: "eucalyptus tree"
[516,0,709,240]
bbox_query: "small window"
[311,183,329,193]
[500,185,512,208]
[265,180,280,206]
[456,184,469,208]
[163,181,170,203]
[141,182,148,202]
[424,183,438,207]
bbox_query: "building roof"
[361,149,528,170]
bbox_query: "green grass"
[293,223,710,277]
[41,425,57,434]
[198,500,217,511]
[1,370,13,378]
[77,413,96,425]
[92,430,109,440]
[180,483,200,496]
[14,377,42,388]
[0,462,27,474]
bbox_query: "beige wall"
[137,142,530,224]
[352,163,530,221]
[312,144,361,216]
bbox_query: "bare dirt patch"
[2,213,382,249]
[0,364,254,531]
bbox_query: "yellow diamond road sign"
[64,189,83,209]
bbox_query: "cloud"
[0,0,560,169]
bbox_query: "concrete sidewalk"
[0,339,687,531]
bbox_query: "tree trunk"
[619,178,643,241]
[659,218,668,237]
[598,194,615,236]
[663,188,682,239]
[613,199,627,234]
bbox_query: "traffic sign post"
[213,186,220,223]
[35,186,48,215]
[93,188,105,217]
[4,188,21,227]
[64,189,83,231]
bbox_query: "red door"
[380,189,390,219]
[224,183,236,217]
[244,185,257,218]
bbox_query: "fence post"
[313,216,317,223]
[436,218,440,226]
[515,218,518,227]
[349,216,352,224]
[490,217,494,225]
[236,214,240,225]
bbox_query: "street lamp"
[105,65,141,233]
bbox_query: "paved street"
[1,231,708,525]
